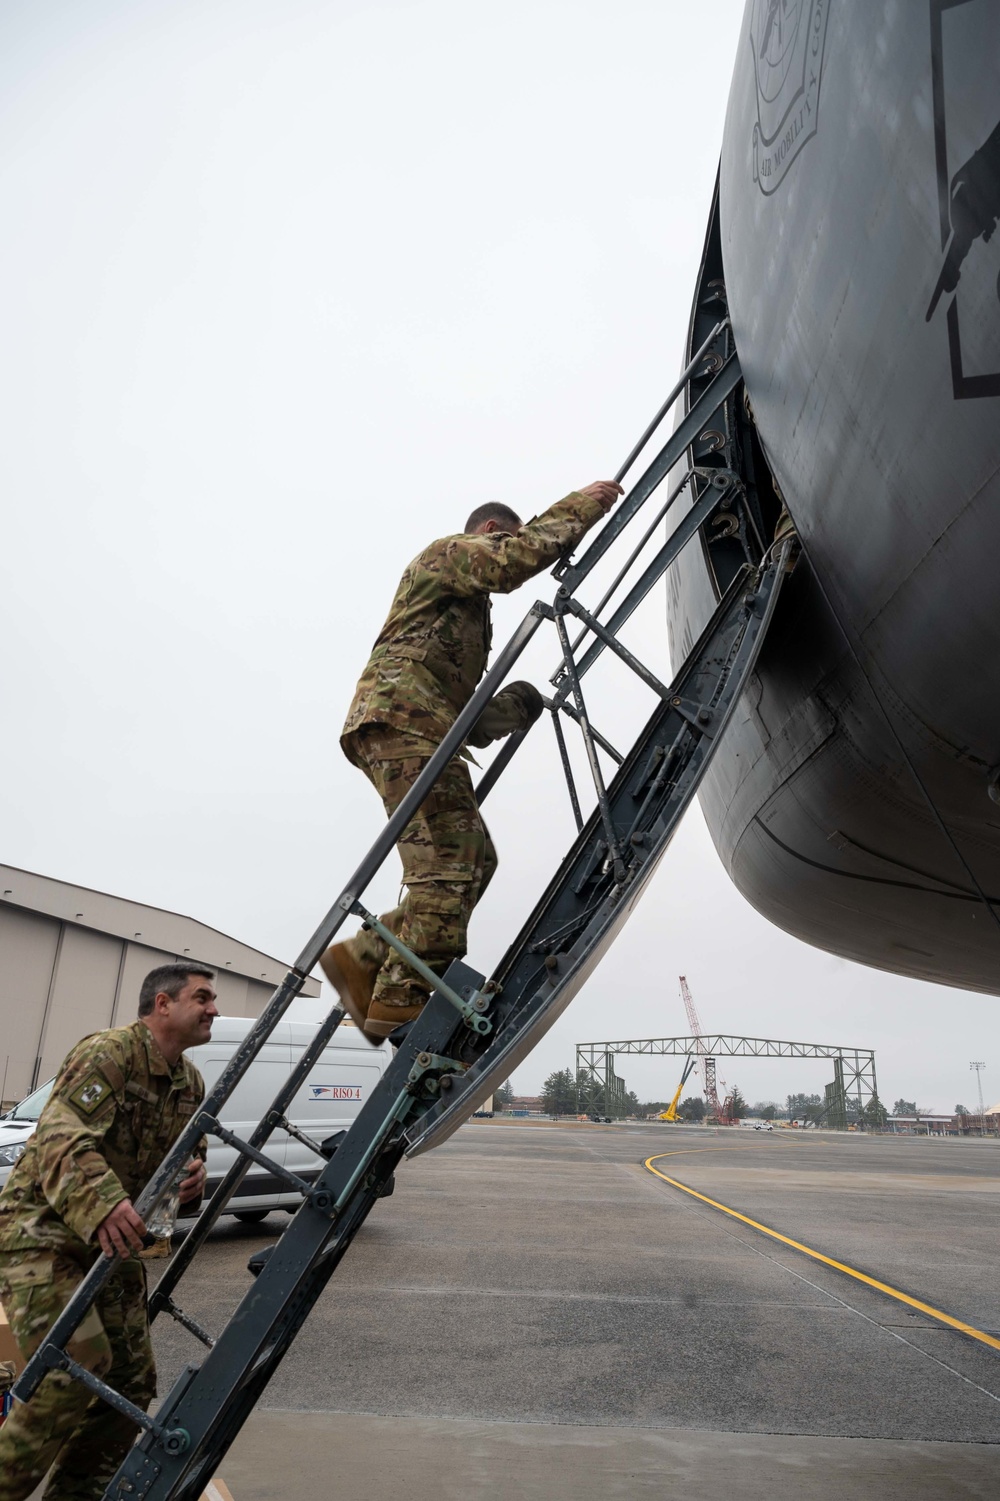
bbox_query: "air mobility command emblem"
[749,0,830,195]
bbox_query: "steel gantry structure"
[575,1034,879,1122]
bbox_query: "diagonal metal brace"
[198,1117,319,1199]
[550,705,583,832]
[552,698,623,763]
[556,473,741,690]
[559,595,672,703]
[29,1346,191,1454]
[277,1116,330,1159]
[158,1296,215,1349]
[353,904,493,1036]
[553,610,627,885]
[560,466,711,668]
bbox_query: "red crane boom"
[679,975,724,1120]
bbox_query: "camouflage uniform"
[0,1022,205,1501]
[341,490,606,1012]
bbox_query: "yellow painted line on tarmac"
[644,1149,1000,1354]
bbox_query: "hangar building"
[0,864,320,1109]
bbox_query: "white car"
[752,1121,774,1131]
[0,1084,47,1175]
[0,1017,392,1221]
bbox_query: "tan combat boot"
[364,997,427,1040]
[320,942,382,1047]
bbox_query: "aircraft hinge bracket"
[406,1052,467,1098]
[669,696,717,738]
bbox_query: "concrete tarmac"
[131,1122,995,1495]
[213,1410,998,1501]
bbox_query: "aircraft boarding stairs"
[12,314,791,1501]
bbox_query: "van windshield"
[7,1080,55,1121]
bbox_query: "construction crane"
[679,975,725,1122]
[658,1054,695,1120]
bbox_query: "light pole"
[970,1061,986,1136]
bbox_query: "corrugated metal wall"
[0,907,270,1106]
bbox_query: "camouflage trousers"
[0,1250,154,1501]
[345,726,498,1007]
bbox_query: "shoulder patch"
[67,1071,116,1118]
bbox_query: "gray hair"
[138,963,214,1018]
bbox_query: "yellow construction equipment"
[659,1055,695,1120]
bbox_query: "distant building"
[510,1096,543,1113]
[888,1113,996,1136]
[0,864,320,1108]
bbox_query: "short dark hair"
[138,963,214,1018]
[465,502,521,534]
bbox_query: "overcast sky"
[2,0,997,1115]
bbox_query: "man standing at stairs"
[0,965,216,1501]
[323,481,622,1041]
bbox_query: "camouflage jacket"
[0,1022,205,1259]
[341,491,605,751]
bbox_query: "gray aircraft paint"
[668,0,1000,993]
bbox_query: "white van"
[0,1017,392,1222]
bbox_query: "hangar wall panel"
[246,979,274,1015]
[1,867,313,1106]
[0,909,60,1103]
[110,944,178,1028]
[214,972,251,1016]
[36,927,127,1087]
